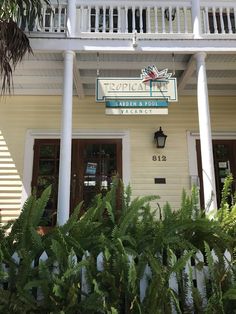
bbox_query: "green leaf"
[223,288,236,300]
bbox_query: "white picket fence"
[1,248,232,311]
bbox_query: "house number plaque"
[152,155,167,161]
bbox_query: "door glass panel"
[215,144,229,159]
[39,160,56,175]
[39,144,56,158]
[213,143,232,206]
[82,143,118,207]
[32,140,60,226]
[196,140,236,208]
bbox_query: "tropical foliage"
[0,0,50,94]
[0,179,235,313]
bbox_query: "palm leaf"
[0,1,51,94]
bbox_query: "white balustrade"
[18,0,67,33]
[77,2,193,35]
[17,1,236,38]
[201,2,236,35]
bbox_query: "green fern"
[0,181,235,313]
[204,241,225,314]
[220,174,234,208]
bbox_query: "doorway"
[196,140,236,208]
[32,138,122,226]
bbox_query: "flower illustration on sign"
[141,65,172,83]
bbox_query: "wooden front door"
[32,138,122,225]
[70,139,122,210]
[196,140,236,208]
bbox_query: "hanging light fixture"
[154,127,167,148]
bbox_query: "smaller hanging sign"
[105,108,168,115]
[105,99,169,115]
[106,100,168,108]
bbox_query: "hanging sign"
[96,65,178,115]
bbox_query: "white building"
[0,0,236,229]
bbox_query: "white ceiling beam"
[186,77,236,85]
[16,60,186,71]
[73,55,84,98]
[13,75,236,86]
[13,76,63,84]
[29,37,236,52]
[178,55,196,93]
[16,60,64,70]
[12,89,63,95]
[206,63,236,70]
[181,90,236,96]
[15,59,236,72]
[76,61,187,70]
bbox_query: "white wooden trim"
[22,129,130,205]
[178,54,196,92]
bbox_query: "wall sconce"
[154,127,167,148]
[164,8,176,21]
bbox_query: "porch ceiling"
[13,52,236,97]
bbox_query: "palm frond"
[0,19,32,94]
[0,0,51,94]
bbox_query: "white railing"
[1,248,232,311]
[201,2,236,35]
[19,0,236,38]
[77,1,193,36]
[18,0,67,33]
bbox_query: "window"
[128,8,146,33]
[90,7,146,33]
[90,7,118,32]
[208,12,236,34]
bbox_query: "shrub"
[0,180,235,313]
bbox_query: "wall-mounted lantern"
[154,127,167,148]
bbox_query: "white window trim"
[187,131,236,187]
[22,129,130,206]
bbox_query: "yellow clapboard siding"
[0,204,22,209]
[0,95,235,223]
[0,181,22,186]
[0,170,18,173]
[0,199,21,204]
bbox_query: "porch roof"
[13,51,236,97]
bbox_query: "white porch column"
[67,0,76,36]
[57,50,74,225]
[192,0,201,38]
[195,52,217,214]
